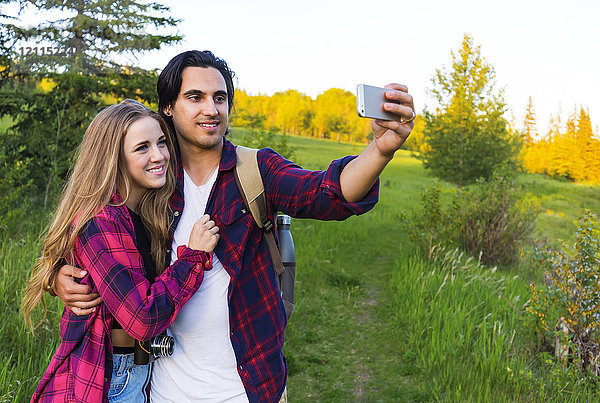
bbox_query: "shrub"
[451,169,538,266]
[527,210,600,373]
[399,179,446,259]
[401,169,538,266]
[0,154,32,233]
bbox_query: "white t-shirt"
[151,168,248,402]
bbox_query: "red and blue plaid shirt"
[32,197,212,402]
[167,139,379,402]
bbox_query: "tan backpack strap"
[234,146,285,277]
[234,146,264,225]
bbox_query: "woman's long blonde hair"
[21,99,176,330]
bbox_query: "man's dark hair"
[157,50,236,117]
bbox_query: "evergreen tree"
[522,97,544,173]
[0,0,15,77]
[0,0,181,207]
[547,111,573,179]
[523,96,537,146]
[573,108,595,182]
[589,137,600,183]
[539,107,600,183]
[417,34,521,186]
[11,0,180,74]
[543,111,561,176]
[0,2,34,231]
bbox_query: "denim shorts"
[108,353,151,402]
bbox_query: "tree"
[0,0,15,77]
[522,97,543,173]
[271,90,313,135]
[231,90,268,129]
[573,108,596,182]
[230,87,371,143]
[402,115,427,154]
[10,0,181,74]
[0,0,181,207]
[522,96,537,146]
[311,88,369,142]
[0,2,34,231]
[417,34,521,186]
[524,106,600,184]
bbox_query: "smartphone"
[356,84,397,121]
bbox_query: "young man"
[54,50,415,402]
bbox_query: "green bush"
[402,169,538,266]
[399,179,446,257]
[0,153,32,233]
[527,210,600,373]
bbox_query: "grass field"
[517,173,600,246]
[2,129,600,401]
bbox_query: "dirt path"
[285,218,417,401]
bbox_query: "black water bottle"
[276,214,296,318]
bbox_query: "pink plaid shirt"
[32,196,211,402]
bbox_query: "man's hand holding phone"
[356,83,415,158]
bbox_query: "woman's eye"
[158,139,167,147]
[135,144,148,152]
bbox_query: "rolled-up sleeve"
[258,148,379,220]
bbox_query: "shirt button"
[239,365,243,370]
[174,211,180,216]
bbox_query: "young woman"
[21,100,219,402]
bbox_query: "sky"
[7,0,600,136]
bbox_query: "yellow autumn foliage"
[231,88,373,143]
[523,107,600,184]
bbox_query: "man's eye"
[215,96,227,103]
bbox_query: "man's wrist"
[45,281,57,297]
[45,271,58,297]
[371,139,396,163]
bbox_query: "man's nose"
[200,99,218,116]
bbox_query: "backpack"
[234,146,296,319]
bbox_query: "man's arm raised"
[54,264,102,315]
[340,83,415,202]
